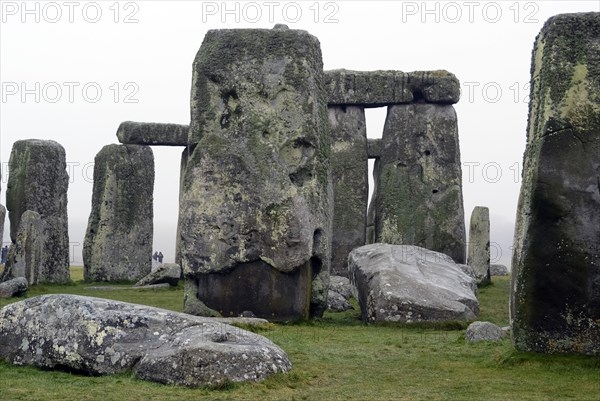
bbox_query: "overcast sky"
[1,0,598,266]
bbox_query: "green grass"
[1,270,598,401]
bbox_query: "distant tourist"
[152,251,158,262]
[158,252,164,264]
[1,245,8,264]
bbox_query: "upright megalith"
[371,103,466,263]
[180,26,332,321]
[468,206,490,286]
[511,12,600,355]
[329,106,368,277]
[6,139,69,283]
[1,210,43,285]
[0,204,5,249]
[83,144,154,282]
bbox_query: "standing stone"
[468,206,490,286]
[6,140,69,283]
[511,13,600,355]
[329,106,368,277]
[1,210,43,284]
[371,104,466,263]
[180,26,332,321]
[0,204,5,249]
[83,144,154,282]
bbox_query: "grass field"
[0,267,598,401]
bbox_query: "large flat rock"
[0,294,291,386]
[349,244,478,323]
[117,121,189,146]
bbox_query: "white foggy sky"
[0,1,598,266]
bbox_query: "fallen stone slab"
[135,263,181,287]
[0,277,28,298]
[465,321,506,342]
[325,69,460,106]
[117,121,189,146]
[85,283,170,291]
[214,317,270,327]
[0,294,291,386]
[349,244,478,323]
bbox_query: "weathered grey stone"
[327,290,353,312]
[349,244,478,323]
[214,317,270,326]
[181,27,332,321]
[468,206,491,286]
[86,283,170,291]
[490,264,509,276]
[1,211,43,284]
[329,106,368,277]
[134,263,181,287]
[325,70,460,106]
[329,275,354,300]
[0,294,291,386]
[465,321,505,342]
[6,140,69,283]
[367,138,382,159]
[511,12,600,356]
[371,104,466,263]
[0,204,5,249]
[0,277,27,298]
[456,263,477,282]
[83,144,154,282]
[174,147,190,266]
[117,121,189,146]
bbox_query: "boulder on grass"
[465,321,505,342]
[490,264,509,276]
[349,244,478,323]
[0,277,28,298]
[327,290,353,312]
[0,294,291,387]
[134,263,181,287]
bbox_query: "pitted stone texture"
[1,211,43,285]
[371,104,466,263]
[329,106,368,277]
[490,264,509,276]
[134,263,181,287]
[117,121,189,146]
[83,144,154,282]
[0,277,27,298]
[327,275,354,312]
[468,206,491,286]
[0,204,5,249]
[349,244,478,323]
[181,27,332,319]
[325,70,460,106]
[0,295,291,386]
[465,321,505,342]
[511,12,600,356]
[6,139,69,283]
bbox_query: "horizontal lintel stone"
[117,121,189,146]
[325,69,460,106]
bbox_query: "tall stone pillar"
[468,206,490,286]
[180,26,332,321]
[6,139,70,283]
[83,144,154,282]
[329,106,368,277]
[511,12,600,355]
[372,104,466,263]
